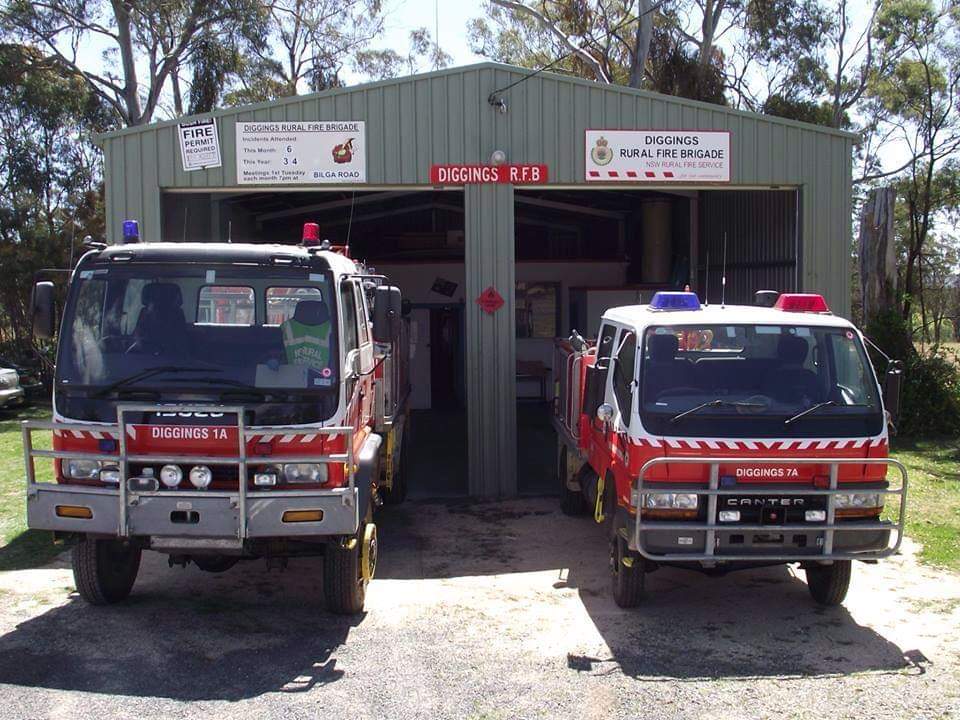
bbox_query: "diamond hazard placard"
[476,286,505,314]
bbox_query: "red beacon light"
[301,222,321,247]
[774,293,830,313]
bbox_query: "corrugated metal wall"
[99,62,855,497]
[697,190,799,305]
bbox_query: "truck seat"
[133,283,189,355]
[643,334,691,400]
[762,335,821,403]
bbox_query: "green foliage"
[0,44,108,365]
[866,311,960,437]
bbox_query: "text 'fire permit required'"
[235,121,366,185]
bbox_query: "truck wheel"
[192,555,239,573]
[805,560,852,606]
[559,446,585,516]
[72,537,141,605]
[324,521,375,614]
[382,430,408,506]
[611,528,646,608]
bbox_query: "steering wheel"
[835,383,857,405]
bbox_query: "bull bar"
[21,404,360,541]
[632,456,908,563]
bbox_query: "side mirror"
[596,403,614,424]
[31,281,56,339]
[373,285,402,343]
[345,348,361,379]
[884,360,904,429]
[582,364,604,418]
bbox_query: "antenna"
[227,220,232,243]
[182,207,188,243]
[721,232,728,308]
[704,250,710,307]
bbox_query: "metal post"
[237,409,247,539]
[116,407,129,536]
[705,463,719,557]
[824,462,838,556]
[21,424,35,489]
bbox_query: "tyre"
[381,428,408,506]
[611,527,646,608]
[805,560,852,606]
[192,555,239,573]
[324,520,374,614]
[558,445,586,516]
[72,537,141,605]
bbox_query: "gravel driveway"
[0,498,957,719]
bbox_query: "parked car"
[0,367,25,410]
[0,357,44,400]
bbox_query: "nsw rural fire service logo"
[332,138,355,164]
[590,136,613,165]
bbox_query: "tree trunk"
[629,0,654,89]
[858,186,897,326]
[111,0,142,125]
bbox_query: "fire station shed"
[97,62,856,499]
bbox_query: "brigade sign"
[585,130,730,182]
[430,164,548,185]
[178,118,222,172]
[236,121,366,184]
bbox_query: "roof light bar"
[774,293,830,313]
[649,291,701,312]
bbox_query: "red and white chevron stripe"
[587,170,676,180]
[631,437,888,451]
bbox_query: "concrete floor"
[407,404,558,498]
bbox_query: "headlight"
[643,493,699,510]
[99,466,121,484]
[64,458,102,480]
[835,493,881,508]
[160,465,183,488]
[189,465,213,489]
[283,463,328,484]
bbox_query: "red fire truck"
[23,221,410,614]
[553,291,908,608]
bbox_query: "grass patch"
[891,439,960,571]
[0,404,62,571]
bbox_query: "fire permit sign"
[585,130,730,182]
[178,118,222,172]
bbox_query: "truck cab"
[23,223,410,614]
[554,291,907,608]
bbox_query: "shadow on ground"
[374,498,914,680]
[0,556,360,701]
[0,499,914,702]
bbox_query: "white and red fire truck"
[553,291,907,608]
[23,221,410,614]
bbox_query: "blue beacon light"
[122,220,140,244]
[649,291,701,311]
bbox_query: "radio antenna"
[227,220,233,243]
[704,250,710,307]
[721,232,728,308]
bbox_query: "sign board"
[178,118,221,172]
[476,286,505,315]
[236,121,366,185]
[430,164,548,185]
[585,130,730,182]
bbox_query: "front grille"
[717,495,827,525]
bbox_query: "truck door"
[588,323,625,477]
[608,329,637,506]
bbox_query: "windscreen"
[55,263,340,424]
[639,323,883,438]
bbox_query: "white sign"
[178,118,221,172]
[235,121,366,185]
[585,130,730,182]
